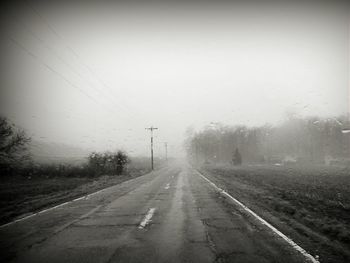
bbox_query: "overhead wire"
[7,1,149,150]
[7,36,126,145]
[8,36,102,107]
[10,13,135,122]
[24,0,144,123]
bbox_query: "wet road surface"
[0,163,312,262]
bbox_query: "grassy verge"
[0,168,151,225]
[200,164,350,263]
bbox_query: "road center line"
[138,208,156,229]
[195,170,319,263]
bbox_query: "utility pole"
[145,126,158,170]
[164,142,168,161]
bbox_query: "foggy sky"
[0,0,349,157]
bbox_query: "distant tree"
[114,151,129,175]
[0,117,31,173]
[88,150,129,176]
[185,116,349,166]
[232,148,242,165]
[87,152,105,176]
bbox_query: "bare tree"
[0,117,31,172]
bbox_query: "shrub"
[88,151,129,176]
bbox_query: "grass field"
[200,164,350,263]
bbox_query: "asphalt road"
[0,163,313,263]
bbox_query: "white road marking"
[196,170,319,263]
[165,183,170,189]
[138,208,156,229]
[0,184,115,229]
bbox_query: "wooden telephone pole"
[145,127,158,170]
[164,142,168,161]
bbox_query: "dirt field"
[200,164,350,263]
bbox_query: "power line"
[8,36,101,106]
[7,3,147,151]
[9,35,144,142]
[8,32,141,125]
[24,0,143,122]
[67,48,141,119]
[11,11,135,122]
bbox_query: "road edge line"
[0,172,154,229]
[0,190,108,229]
[195,170,319,263]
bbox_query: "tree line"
[185,115,350,165]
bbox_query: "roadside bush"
[88,150,129,176]
[0,147,132,179]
